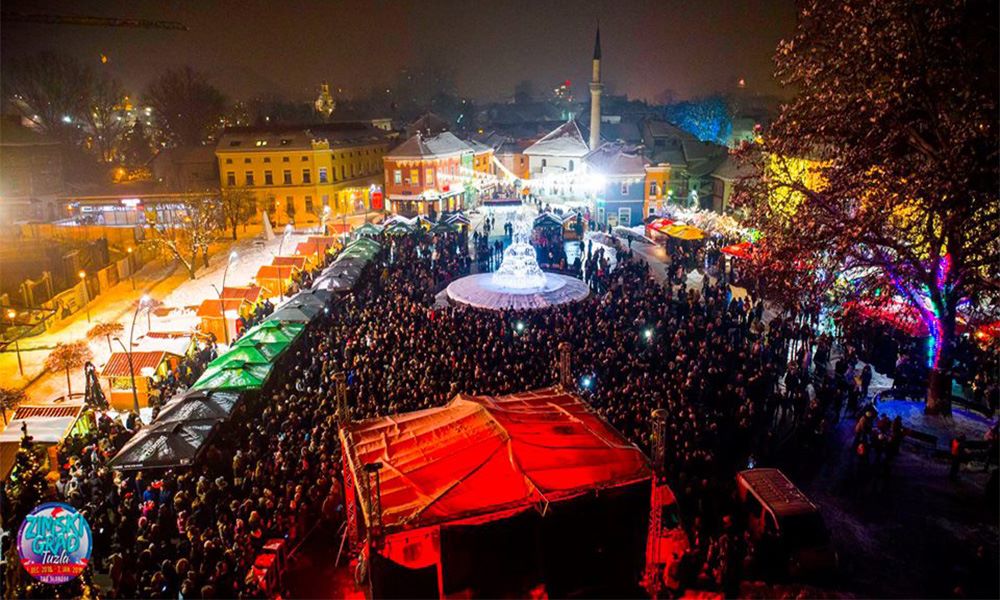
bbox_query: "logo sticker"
[17,502,92,584]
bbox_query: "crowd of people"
[2,211,995,599]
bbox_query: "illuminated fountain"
[446,211,589,310]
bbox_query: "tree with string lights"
[734,0,999,414]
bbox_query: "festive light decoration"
[492,214,548,290]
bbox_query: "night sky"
[1,0,796,102]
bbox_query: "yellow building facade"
[216,124,391,225]
[643,165,671,217]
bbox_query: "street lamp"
[126,246,136,290]
[112,336,139,416]
[117,293,151,414]
[217,251,238,346]
[278,223,294,257]
[320,204,331,236]
[6,309,23,376]
[79,270,91,323]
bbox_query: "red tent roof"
[720,241,753,260]
[220,285,263,303]
[256,264,296,280]
[341,387,650,533]
[100,351,173,378]
[196,298,248,318]
[272,255,307,269]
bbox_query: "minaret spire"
[589,25,603,150]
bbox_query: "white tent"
[1,402,87,478]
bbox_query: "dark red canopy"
[720,241,753,260]
[341,387,651,533]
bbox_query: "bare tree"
[45,341,93,397]
[87,321,125,353]
[143,195,222,279]
[82,73,131,164]
[219,187,258,240]
[3,52,92,143]
[143,66,227,147]
[0,387,26,425]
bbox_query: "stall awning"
[341,387,650,533]
[220,285,263,304]
[108,418,218,471]
[100,351,174,378]
[197,298,248,318]
[156,389,243,423]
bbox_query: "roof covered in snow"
[523,120,591,158]
[217,123,387,152]
[585,142,649,176]
[385,131,472,159]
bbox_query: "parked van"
[736,468,837,578]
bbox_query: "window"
[263,157,271,163]
[285,197,295,216]
[301,156,308,162]
[264,170,273,185]
[225,158,233,164]
[621,182,629,195]
[569,160,575,172]
[541,159,547,168]
[341,165,346,180]
[650,181,658,196]
[618,207,631,226]
[226,171,236,186]
[245,171,255,186]
[229,141,241,147]
[319,167,328,183]
[255,140,268,147]
[393,169,402,184]
[244,158,251,164]
[283,170,292,184]
[426,169,434,185]
[280,139,291,146]
[302,169,311,184]
[351,164,355,177]
[282,156,290,162]
[305,196,314,214]
[410,169,419,183]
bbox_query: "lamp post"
[277,223,293,257]
[7,309,23,376]
[79,270,91,323]
[218,251,238,346]
[119,293,149,414]
[126,246,136,290]
[112,337,139,416]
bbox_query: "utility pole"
[558,341,572,388]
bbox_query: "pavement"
[786,416,998,598]
[1,214,379,409]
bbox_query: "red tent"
[341,387,652,597]
[720,241,753,259]
[646,218,675,237]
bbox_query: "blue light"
[581,375,593,389]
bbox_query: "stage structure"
[340,387,653,598]
[445,211,589,310]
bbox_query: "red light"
[565,80,571,87]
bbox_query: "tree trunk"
[106,334,113,353]
[189,248,199,279]
[925,309,956,416]
[65,367,72,397]
[232,221,238,240]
